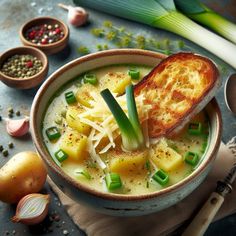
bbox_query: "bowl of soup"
[31,49,222,216]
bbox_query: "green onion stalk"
[74,0,236,69]
[100,85,144,151]
[175,0,236,45]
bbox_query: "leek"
[74,0,236,69]
[126,85,144,147]
[175,0,236,44]
[101,89,139,151]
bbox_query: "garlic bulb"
[6,117,29,137]
[12,194,50,225]
[58,3,88,27]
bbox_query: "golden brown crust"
[134,52,219,138]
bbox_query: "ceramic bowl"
[0,46,48,89]
[31,49,222,216]
[20,17,69,55]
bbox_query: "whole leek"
[74,0,236,69]
[175,0,236,44]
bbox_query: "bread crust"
[134,52,219,138]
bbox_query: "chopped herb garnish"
[185,151,199,166]
[105,173,122,191]
[152,169,169,186]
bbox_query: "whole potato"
[0,151,47,203]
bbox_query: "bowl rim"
[0,46,48,82]
[19,16,69,48]
[31,48,222,201]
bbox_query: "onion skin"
[12,194,50,225]
[0,152,47,203]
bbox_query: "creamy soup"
[42,64,209,195]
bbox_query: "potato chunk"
[109,150,148,174]
[76,83,96,108]
[100,72,131,95]
[60,130,88,161]
[150,139,183,172]
[66,106,90,135]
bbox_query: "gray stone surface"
[0,0,235,235]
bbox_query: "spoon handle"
[182,191,224,236]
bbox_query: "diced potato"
[150,139,183,172]
[66,106,90,135]
[76,84,96,108]
[109,150,148,174]
[100,72,131,95]
[60,130,88,161]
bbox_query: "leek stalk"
[101,88,143,151]
[74,0,236,69]
[175,0,236,44]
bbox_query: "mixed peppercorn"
[24,24,65,45]
[1,54,43,78]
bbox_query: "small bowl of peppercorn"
[0,46,49,89]
[19,16,69,55]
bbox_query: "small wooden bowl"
[19,17,69,55]
[0,46,49,89]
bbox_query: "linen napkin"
[48,139,236,236]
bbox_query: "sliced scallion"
[185,151,199,166]
[105,173,122,190]
[55,149,68,162]
[152,169,169,186]
[46,126,61,141]
[76,170,91,180]
[65,91,77,104]
[128,68,140,80]
[84,73,98,85]
[188,122,202,135]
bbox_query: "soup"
[42,64,209,195]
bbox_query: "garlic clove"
[68,6,88,27]
[12,193,50,225]
[6,117,29,137]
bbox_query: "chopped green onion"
[175,0,236,44]
[126,84,144,147]
[188,122,202,135]
[145,160,151,171]
[128,69,140,80]
[152,169,169,186]
[100,88,140,151]
[75,0,236,69]
[55,149,68,162]
[201,142,208,153]
[84,73,98,85]
[76,170,91,180]
[46,126,61,141]
[65,91,77,104]
[185,151,199,166]
[105,173,122,190]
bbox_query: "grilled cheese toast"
[134,53,220,138]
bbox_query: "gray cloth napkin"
[48,141,236,236]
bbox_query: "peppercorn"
[0,145,3,152]
[8,142,14,149]
[0,115,2,121]
[24,24,65,45]
[1,54,43,78]
[7,107,14,114]
[2,149,8,157]
[16,110,21,116]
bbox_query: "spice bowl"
[0,46,48,89]
[20,17,69,55]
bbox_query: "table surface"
[0,0,236,235]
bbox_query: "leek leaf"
[75,0,236,69]
[175,0,236,44]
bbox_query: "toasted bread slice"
[134,52,220,138]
